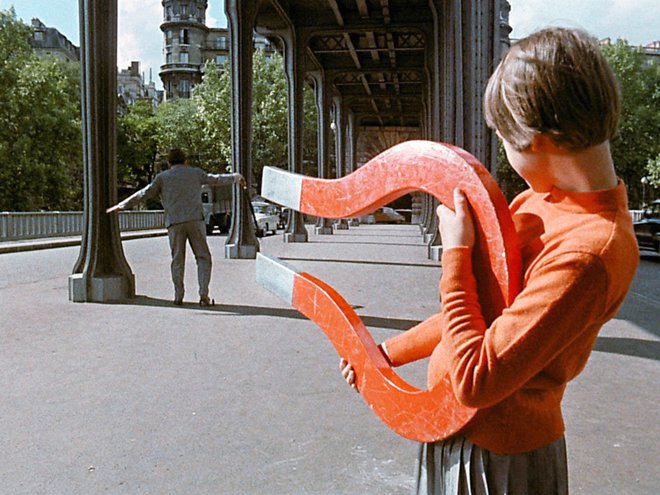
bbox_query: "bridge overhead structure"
[224,0,512,256]
[69,0,511,301]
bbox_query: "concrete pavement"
[0,225,658,494]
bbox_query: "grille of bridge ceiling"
[257,0,431,128]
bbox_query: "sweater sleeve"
[439,247,608,408]
[382,312,444,366]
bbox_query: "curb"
[0,230,168,255]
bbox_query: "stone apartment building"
[117,61,161,112]
[159,0,274,100]
[29,18,161,110]
[29,18,79,62]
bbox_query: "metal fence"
[0,210,165,241]
[1,209,644,242]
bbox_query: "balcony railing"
[0,211,165,241]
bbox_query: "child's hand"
[340,358,358,392]
[340,344,391,393]
[437,188,475,249]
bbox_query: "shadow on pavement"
[279,256,439,269]
[115,287,659,362]
[308,240,426,247]
[593,336,660,362]
[117,295,422,332]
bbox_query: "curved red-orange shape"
[258,140,522,441]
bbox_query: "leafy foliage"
[251,50,288,176]
[602,40,660,206]
[192,60,232,172]
[117,100,159,190]
[495,141,526,202]
[0,9,82,211]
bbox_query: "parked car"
[360,206,406,224]
[634,199,660,253]
[252,201,280,237]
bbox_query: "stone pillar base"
[225,243,258,259]
[428,245,443,262]
[283,232,309,243]
[315,226,333,235]
[68,273,135,302]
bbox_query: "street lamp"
[641,176,649,207]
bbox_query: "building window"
[181,4,188,17]
[180,79,191,98]
[166,51,173,64]
[180,29,189,45]
[34,31,44,41]
[215,37,228,50]
[179,52,189,63]
[215,55,228,66]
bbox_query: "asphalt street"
[0,225,658,494]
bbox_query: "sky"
[1,0,658,91]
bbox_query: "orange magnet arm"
[262,140,521,316]
[256,253,477,442]
[258,140,523,441]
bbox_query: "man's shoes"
[174,297,183,306]
[199,295,214,307]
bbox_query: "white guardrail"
[0,210,644,242]
[0,210,165,241]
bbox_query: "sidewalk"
[0,224,657,494]
[0,229,168,254]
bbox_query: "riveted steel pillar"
[282,29,308,243]
[333,96,349,230]
[309,71,334,235]
[225,0,260,258]
[347,110,360,226]
[69,0,135,302]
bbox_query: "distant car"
[362,206,406,224]
[201,184,232,235]
[634,199,660,253]
[252,201,280,237]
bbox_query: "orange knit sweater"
[384,181,638,454]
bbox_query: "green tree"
[0,9,82,211]
[251,49,288,182]
[154,97,201,161]
[117,100,159,190]
[192,60,232,172]
[495,142,526,202]
[302,83,318,176]
[647,154,660,188]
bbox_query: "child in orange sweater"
[341,27,639,494]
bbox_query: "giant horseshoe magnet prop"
[256,140,522,442]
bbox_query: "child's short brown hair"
[484,27,621,151]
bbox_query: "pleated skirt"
[414,436,568,495]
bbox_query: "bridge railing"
[0,211,165,241]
